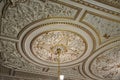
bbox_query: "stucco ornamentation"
[83,13,120,43]
[0,40,45,73]
[32,31,86,63]
[91,46,120,79]
[1,0,77,38]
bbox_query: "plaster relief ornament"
[91,46,120,80]
[32,31,86,63]
[83,13,120,43]
[0,40,42,73]
[1,0,77,38]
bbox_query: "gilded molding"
[31,30,87,63]
[17,21,95,68]
[18,21,96,51]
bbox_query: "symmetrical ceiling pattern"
[32,31,86,63]
[0,0,120,80]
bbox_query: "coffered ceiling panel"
[82,12,120,43]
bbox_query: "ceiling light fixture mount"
[56,48,64,80]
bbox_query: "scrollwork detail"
[1,0,77,38]
[91,46,120,79]
[83,13,120,42]
[32,31,86,63]
[0,40,46,73]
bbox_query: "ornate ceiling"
[0,0,120,80]
[31,30,86,64]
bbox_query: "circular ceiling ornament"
[84,40,120,80]
[18,19,95,68]
[31,31,86,63]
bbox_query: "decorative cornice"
[94,0,120,9]
[71,0,120,16]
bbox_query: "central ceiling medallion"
[31,31,86,63]
[18,19,94,67]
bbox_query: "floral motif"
[83,13,120,42]
[32,31,86,63]
[91,46,120,79]
[1,0,77,38]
